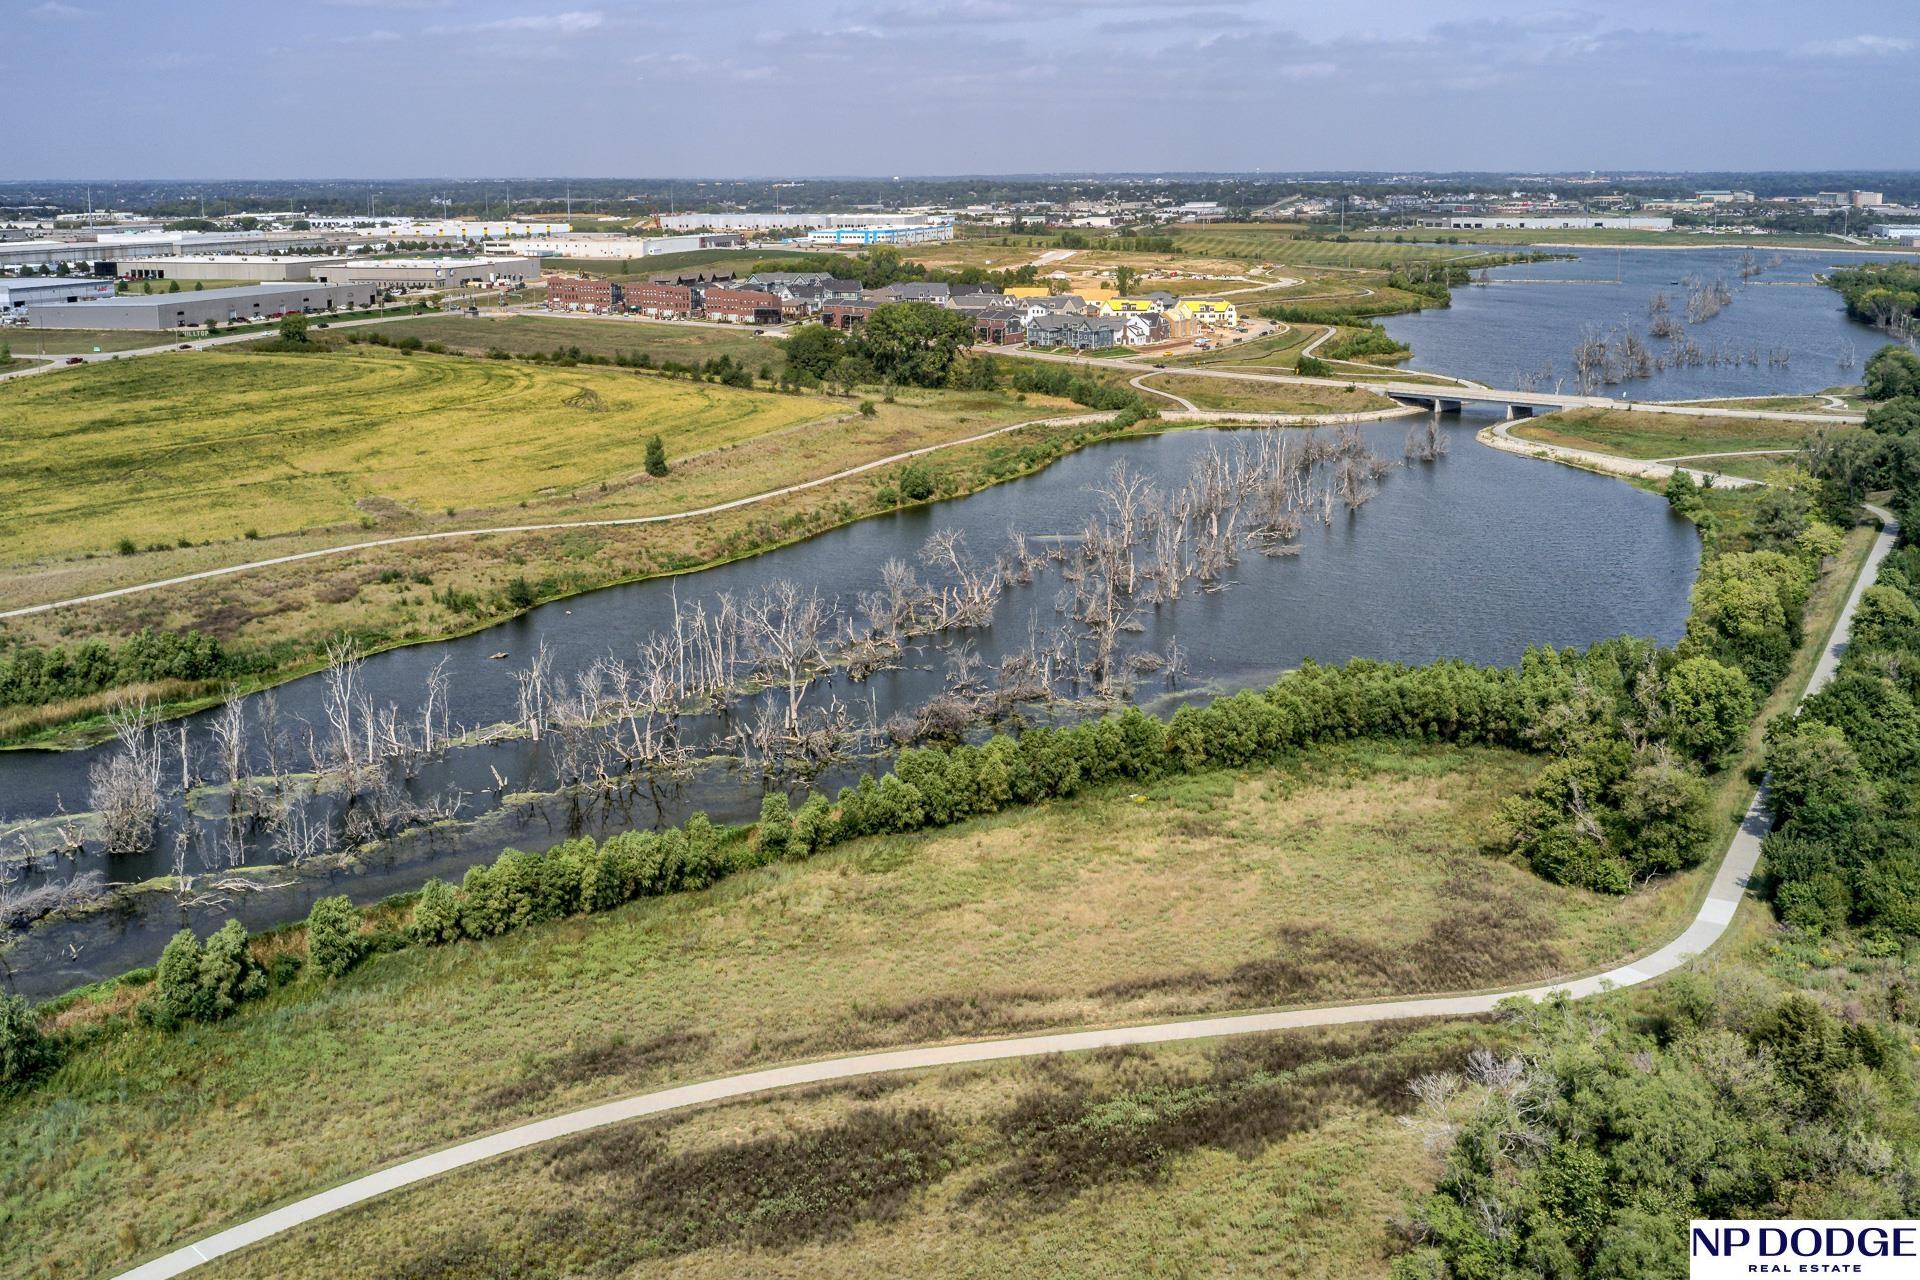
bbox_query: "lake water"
[0,411,1701,997]
[1379,244,1910,400]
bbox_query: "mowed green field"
[0,327,175,354]
[1166,225,1484,266]
[0,349,831,564]
[355,313,783,375]
[1511,407,1840,461]
[7,740,1701,1279]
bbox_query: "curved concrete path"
[108,476,1898,1278]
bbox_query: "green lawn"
[1511,407,1841,461]
[1147,372,1396,415]
[0,348,831,565]
[0,327,173,354]
[3,740,1700,1280]
[353,312,784,375]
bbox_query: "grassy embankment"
[0,328,175,354]
[0,344,1111,743]
[1141,372,1398,415]
[1511,406,1840,460]
[8,738,1710,1278]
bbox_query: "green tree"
[781,322,845,381]
[756,792,792,862]
[1864,345,1920,400]
[305,895,366,978]
[410,878,463,944]
[1114,264,1139,296]
[855,301,975,387]
[277,313,310,343]
[645,434,668,477]
[1661,656,1754,765]
[1864,398,1920,436]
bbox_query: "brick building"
[820,298,881,330]
[701,287,782,324]
[625,281,694,318]
[544,274,622,313]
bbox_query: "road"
[1007,347,1865,425]
[105,452,1899,1280]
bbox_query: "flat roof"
[32,281,363,307]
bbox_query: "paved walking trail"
[107,439,1899,1278]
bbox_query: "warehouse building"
[314,256,541,290]
[0,275,117,312]
[801,220,954,247]
[122,255,343,282]
[662,212,950,233]
[1420,215,1673,232]
[20,281,382,330]
[495,232,745,260]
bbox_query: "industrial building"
[313,256,541,289]
[496,233,745,260]
[1422,215,1673,232]
[122,255,342,282]
[0,229,348,271]
[800,220,955,247]
[661,211,949,233]
[0,275,117,313]
[20,281,383,330]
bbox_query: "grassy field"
[0,327,175,354]
[1165,226,1489,267]
[354,312,785,374]
[0,348,830,565]
[5,739,1703,1279]
[1510,407,1840,460]
[207,1019,1500,1280]
[1145,373,1397,415]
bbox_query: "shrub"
[305,895,367,978]
[0,995,53,1092]
[146,921,266,1027]
[756,792,792,862]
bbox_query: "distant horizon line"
[2,169,1917,186]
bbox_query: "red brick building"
[543,274,621,313]
[820,299,881,330]
[625,281,694,318]
[701,287,782,325]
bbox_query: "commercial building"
[544,275,623,313]
[1423,215,1673,232]
[661,212,948,234]
[20,281,381,330]
[1872,226,1920,246]
[121,255,341,282]
[625,282,695,318]
[0,275,117,312]
[317,256,541,290]
[800,220,954,247]
[413,220,571,240]
[701,287,782,325]
[498,233,745,260]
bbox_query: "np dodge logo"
[1691,1221,1920,1277]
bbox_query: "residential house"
[969,306,1024,345]
[701,287,783,324]
[1026,313,1125,350]
[820,298,882,330]
[544,274,621,313]
[625,281,694,318]
[1184,299,1238,326]
[873,281,951,305]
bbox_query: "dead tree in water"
[88,700,163,855]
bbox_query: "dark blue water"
[1381,245,1910,399]
[0,415,1699,997]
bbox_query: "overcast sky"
[8,0,1916,178]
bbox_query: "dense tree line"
[1761,537,1920,935]
[0,629,230,712]
[1827,262,1920,331]
[1395,981,1919,1278]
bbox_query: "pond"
[1380,244,1910,400]
[0,413,1699,998]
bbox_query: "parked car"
[65,356,84,364]
[177,344,192,350]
